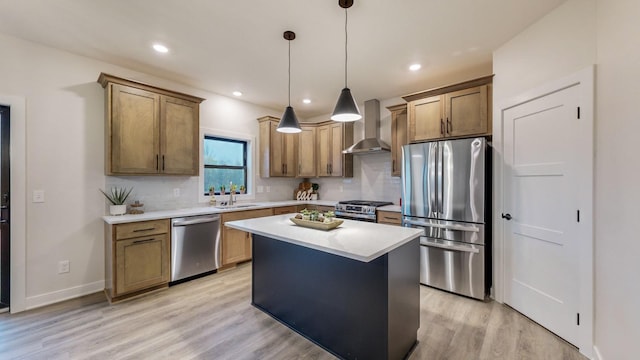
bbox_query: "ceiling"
[0,0,566,118]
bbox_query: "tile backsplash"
[105,154,401,212]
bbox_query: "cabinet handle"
[162,155,165,171]
[447,117,451,134]
[133,227,155,232]
[133,238,156,244]
[329,163,332,174]
[156,155,159,170]
[392,159,395,172]
[285,164,288,174]
[440,119,444,135]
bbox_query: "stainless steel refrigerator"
[401,137,490,300]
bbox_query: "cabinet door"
[445,85,488,138]
[409,95,443,142]
[283,132,296,177]
[389,105,407,177]
[329,123,344,177]
[222,227,251,265]
[115,234,169,295]
[297,126,316,177]
[160,96,199,175]
[317,124,331,177]
[110,84,160,174]
[269,122,286,177]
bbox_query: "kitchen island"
[225,214,423,360]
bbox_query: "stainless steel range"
[335,200,393,222]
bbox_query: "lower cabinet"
[377,211,402,226]
[105,219,171,302]
[274,205,297,215]
[221,208,273,266]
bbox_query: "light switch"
[33,190,45,203]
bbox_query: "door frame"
[492,66,594,357]
[0,94,27,313]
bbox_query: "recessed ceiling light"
[303,99,311,104]
[409,63,422,71]
[232,91,243,97]
[152,44,169,53]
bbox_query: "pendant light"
[331,0,361,122]
[277,31,302,133]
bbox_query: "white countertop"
[102,200,337,224]
[225,214,422,263]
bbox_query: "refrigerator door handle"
[429,143,437,214]
[420,237,480,253]
[404,219,480,232]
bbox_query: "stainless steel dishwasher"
[171,214,221,282]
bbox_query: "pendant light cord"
[344,8,348,88]
[288,39,291,106]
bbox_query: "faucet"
[229,181,234,205]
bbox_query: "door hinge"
[577,210,580,222]
[577,313,580,326]
[577,107,581,119]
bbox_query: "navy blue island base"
[251,233,420,360]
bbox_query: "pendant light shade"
[331,0,361,122]
[331,88,360,122]
[277,30,301,133]
[278,106,301,133]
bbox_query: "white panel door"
[503,84,580,346]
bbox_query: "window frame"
[199,127,256,203]
[203,135,248,195]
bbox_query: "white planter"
[109,204,127,216]
[311,193,318,200]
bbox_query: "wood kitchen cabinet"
[296,125,317,177]
[387,104,408,177]
[317,122,354,177]
[98,73,204,176]
[273,205,297,215]
[404,75,493,143]
[221,208,273,266]
[104,219,171,302]
[258,116,297,177]
[377,210,402,226]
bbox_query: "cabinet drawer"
[377,211,402,225]
[273,206,297,215]
[222,208,273,222]
[115,219,169,240]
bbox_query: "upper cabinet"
[297,125,317,177]
[257,117,353,178]
[387,104,407,177]
[317,122,353,178]
[257,116,297,177]
[98,73,204,176]
[403,75,493,143]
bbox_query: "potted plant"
[311,183,319,200]
[219,184,226,195]
[239,185,246,194]
[300,208,311,220]
[208,186,216,205]
[230,184,238,194]
[100,187,133,215]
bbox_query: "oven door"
[334,211,376,222]
[419,237,486,300]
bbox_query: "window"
[203,136,247,195]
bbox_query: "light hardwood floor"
[0,263,585,360]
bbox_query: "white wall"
[594,1,640,359]
[494,0,640,358]
[0,33,299,309]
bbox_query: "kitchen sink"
[213,204,258,210]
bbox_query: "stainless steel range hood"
[342,99,390,154]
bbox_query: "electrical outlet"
[266,186,271,193]
[33,190,45,203]
[173,188,180,197]
[58,260,70,274]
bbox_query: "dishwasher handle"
[172,215,220,227]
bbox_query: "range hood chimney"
[342,99,390,155]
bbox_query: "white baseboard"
[25,280,104,310]
[592,345,603,360]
